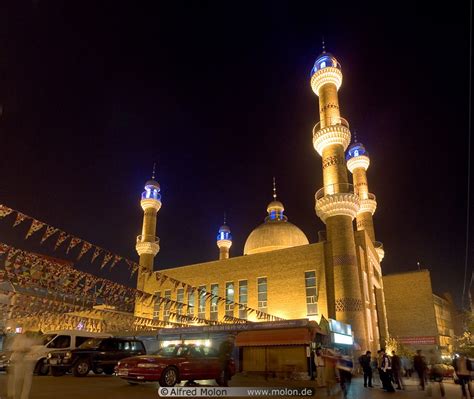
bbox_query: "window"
[176,288,184,315]
[226,282,234,317]
[164,290,171,322]
[366,309,373,341]
[198,285,206,319]
[239,280,248,319]
[320,61,326,69]
[210,284,219,321]
[153,291,161,320]
[305,271,317,316]
[75,336,93,347]
[362,272,369,303]
[47,335,71,349]
[257,277,267,315]
[188,289,195,316]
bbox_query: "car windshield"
[40,334,57,346]
[78,338,103,349]
[154,345,180,357]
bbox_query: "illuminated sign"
[329,319,352,336]
[397,336,436,345]
[331,332,354,345]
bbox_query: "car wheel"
[51,367,66,377]
[73,359,90,377]
[93,367,104,374]
[160,367,178,387]
[103,367,114,375]
[35,359,50,376]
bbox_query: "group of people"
[312,346,473,398]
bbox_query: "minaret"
[216,215,232,260]
[346,138,384,261]
[135,165,161,309]
[311,46,366,350]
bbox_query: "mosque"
[134,48,389,355]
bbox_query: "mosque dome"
[310,52,341,77]
[244,196,309,255]
[145,179,160,189]
[346,141,369,161]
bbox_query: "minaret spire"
[322,37,326,53]
[272,176,277,200]
[152,162,156,180]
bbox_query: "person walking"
[7,331,41,399]
[380,348,395,392]
[218,335,235,387]
[322,349,338,396]
[315,348,326,388]
[453,353,473,398]
[336,353,353,399]
[359,350,373,388]
[391,350,404,390]
[413,349,427,391]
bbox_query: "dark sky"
[0,2,471,308]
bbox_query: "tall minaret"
[346,139,384,261]
[135,166,161,308]
[216,216,232,260]
[311,46,366,350]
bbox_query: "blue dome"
[217,224,232,241]
[142,179,161,201]
[346,142,369,161]
[310,53,341,77]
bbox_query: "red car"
[116,344,236,387]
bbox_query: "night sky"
[0,2,471,308]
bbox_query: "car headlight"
[137,363,162,368]
[117,362,121,366]
[64,351,72,359]
[47,353,52,359]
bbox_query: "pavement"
[0,372,464,398]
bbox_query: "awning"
[235,328,312,347]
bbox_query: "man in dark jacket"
[414,349,427,390]
[380,349,395,392]
[218,335,235,386]
[359,351,373,388]
[391,351,404,390]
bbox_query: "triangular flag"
[0,205,13,219]
[54,231,69,251]
[109,255,122,270]
[77,242,92,260]
[100,252,113,269]
[13,212,28,227]
[66,237,82,254]
[91,247,102,263]
[41,226,59,244]
[26,219,45,239]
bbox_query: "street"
[0,372,463,399]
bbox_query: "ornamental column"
[311,49,366,350]
[346,141,384,261]
[134,173,161,316]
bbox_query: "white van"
[1,330,112,375]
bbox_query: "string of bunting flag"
[0,203,285,322]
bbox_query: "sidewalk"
[231,373,459,398]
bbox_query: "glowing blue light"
[217,229,232,241]
[141,187,161,201]
[346,144,368,161]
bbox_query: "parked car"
[48,337,146,377]
[116,344,236,387]
[0,330,110,375]
[429,363,455,381]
